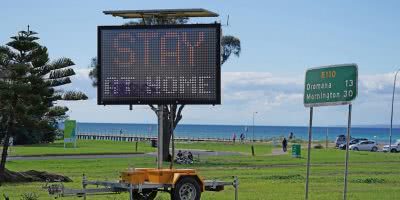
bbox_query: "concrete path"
[271,148,288,156]
[8,149,241,161]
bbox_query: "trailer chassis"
[44,174,239,200]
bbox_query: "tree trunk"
[162,116,172,161]
[0,133,11,183]
[150,105,183,162]
[0,96,16,182]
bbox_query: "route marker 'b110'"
[304,64,358,107]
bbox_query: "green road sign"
[304,64,358,107]
[64,120,76,138]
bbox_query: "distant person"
[188,151,193,161]
[240,133,245,143]
[177,150,183,158]
[282,138,288,152]
[289,132,294,140]
[120,129,123,135]
[167,154,172,162]
[232,133,237,143]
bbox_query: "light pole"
[252,112,258,142]
[251,112,258,156]
[389,68,400,153]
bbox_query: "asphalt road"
[8,149,241,161]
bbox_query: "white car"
[349,141,378,152]
[383,142,400,153]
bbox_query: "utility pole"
[389,68,399,153]
[251,111,257,156]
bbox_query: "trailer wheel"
[391,148,397,153]
[172,176,201,200]
[132,189,157,200]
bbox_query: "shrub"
[313,144,323,149]
[352,178,385,184]
[20,193,39,200]
[263,174,304,181]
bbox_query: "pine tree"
[0,28,87,181]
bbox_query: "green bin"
[292,144,301,158]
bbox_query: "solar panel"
[103,8,219,19]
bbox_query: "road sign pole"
[252,112,257,156]
[170,104,175,169]
[326,128,329,149]
[343,104,352,200]
[305,107,313,200]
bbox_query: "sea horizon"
[61,122,400,144]
[70,121,400,129]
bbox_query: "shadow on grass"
[17,142,65,148]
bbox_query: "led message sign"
[98,24,221,105]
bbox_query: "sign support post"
[157,105,165,169]
[343,104,352,200]
[326,128,329,149]
[305,107,313,200]
[170,104,176,169]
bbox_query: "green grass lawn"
[176,141,272,155]
[6,140,272,156]
[1,146,399,199]
[7,140,155,156]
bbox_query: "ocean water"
[69,122,400,144]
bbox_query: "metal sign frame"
[97,23,221,105]
[304,63,358,107]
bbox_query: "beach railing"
[76,132,274,143]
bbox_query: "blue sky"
[1,0,400,126]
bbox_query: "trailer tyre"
[133,189,157,200]
[391,148,397,153]
[172,176,201,200]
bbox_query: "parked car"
[349,141,379,152]
[383,141,400,153]
[339,138,368,150]
[335,135,347,147]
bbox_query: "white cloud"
[73,68,92,81]
[221,72,303,110]
[223,72,303,92]
[359,72,400,94]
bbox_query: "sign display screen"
[98,24,221,105]
[304,64,358,107]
